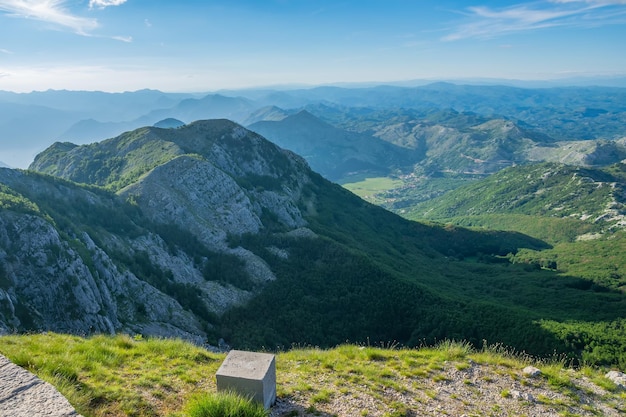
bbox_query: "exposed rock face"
[121,155,264,247]
[0,120,315,342]
[0,211,118,335]
[605,371,626,390]
[0,207,207,341]
[526,138,626,166]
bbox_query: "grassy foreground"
[0,333,624,417]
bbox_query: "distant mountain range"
[2,83,626,169]
[303,75,626,89]
[251,106,626,184]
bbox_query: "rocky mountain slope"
[408,162,626,233]
[0,168,211,341]
[3,120,314,341]
[251,106,626,188]
[526,138,626,166]
[2,120,625,366]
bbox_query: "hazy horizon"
[1,74,626,95]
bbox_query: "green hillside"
[406,162,626,237]
[399,162,626,354]
[220,175,626,367]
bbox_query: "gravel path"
[271,359,625,417]
[0,354,82,417]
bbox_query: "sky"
[0,0,626,92]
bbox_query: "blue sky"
[0,0,625,92]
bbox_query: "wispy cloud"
[89,0,127,9]
[0,0,128,38]
[0,0,98,35]
[112,35,132,43]
[0,48,13,54]
[444,0,626,41]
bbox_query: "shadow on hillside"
[270,397,335,417]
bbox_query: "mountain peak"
[30,119,306,191]
[281,110,333,129]
[243,105,289,125]
[153,118,185,129]
[293,109,316,118]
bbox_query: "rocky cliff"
[0,168,208,341]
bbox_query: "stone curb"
[0,354,82,417]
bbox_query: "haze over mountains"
[2,82,626,170]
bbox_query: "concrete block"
[216,350,276,409]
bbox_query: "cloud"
[89,0,127,9]
[443,0,626,41]
[0,48,13,54]
[0,0,98,35]
[112,35,132,42]
[0,0,130,40]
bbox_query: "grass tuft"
[435,339,473,360]
[310,388,333,404]
[184,391,269,417]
